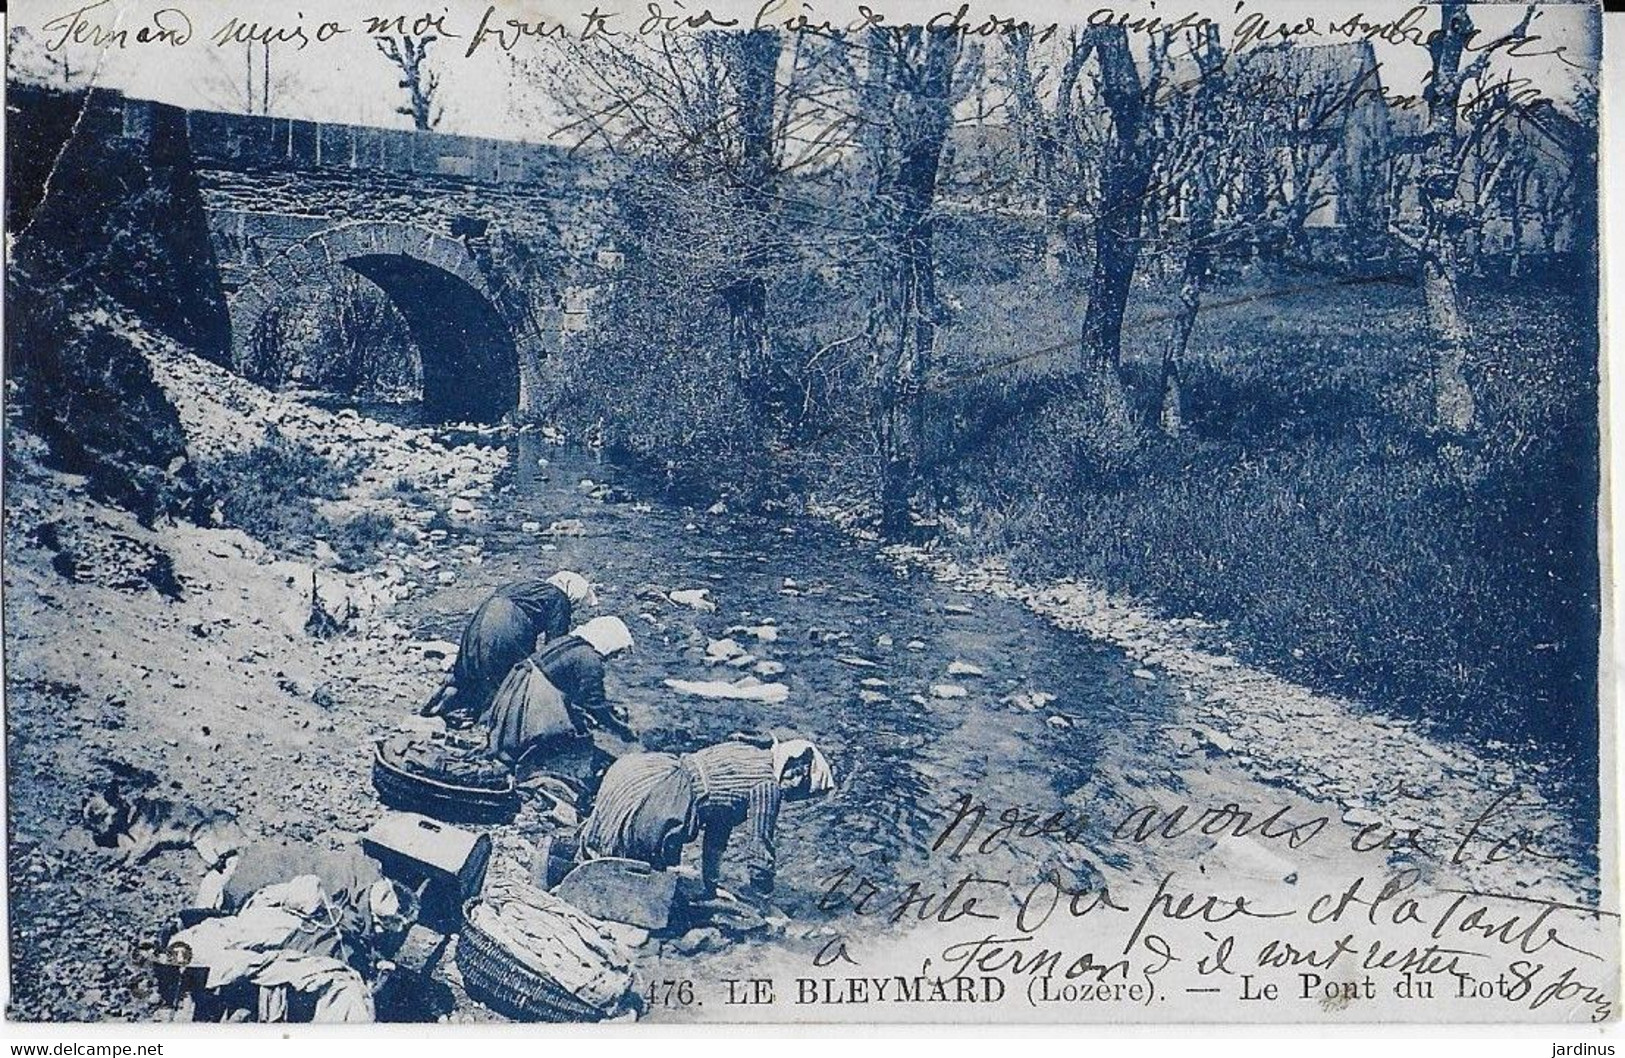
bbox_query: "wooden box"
[362,811,491,932]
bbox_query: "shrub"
[552,177,771,503]
[200,429,356,555]
[327,510,400,571]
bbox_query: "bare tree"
[994,28,1390,436]
[376,36,442,131]
[1073,26,1172,430]
[722,31,785,406]
[1458,70,1590,279]
[1386,3,1535,434]
[1148,38,1380,434]
[533,30,857,414]
[859,28,968,538]
[190,41,296,115]
[1243,48,1375,257]
[1148,25,1226,436]
[986,27,1160,431]
[1462,80,1534,274]
[994,28,1110,276]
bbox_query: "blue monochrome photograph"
[1,0,1614,1026]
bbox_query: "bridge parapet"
[119,95,571,186]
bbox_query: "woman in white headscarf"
[422,573,597,724]
[484,615,637,768]
[578,734,835,896]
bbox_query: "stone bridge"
[112,92,609,421]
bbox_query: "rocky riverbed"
[3,335,1608,1023]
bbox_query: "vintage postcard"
[2,0,1614,1027]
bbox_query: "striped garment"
[577,752,697,868]
[683,742,781,875]
[578,742,782,881]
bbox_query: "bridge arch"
[227,221,533,422]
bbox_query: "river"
[381,425,1182,929]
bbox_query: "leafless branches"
[376,35,442,130]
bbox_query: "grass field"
[936,263,1600,803]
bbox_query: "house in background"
[1220,41,1397,262]
[888,36,1593,277]
[1385,92,1591,275]
[1234,42,1394,232]
[1466,101,1593,271]
[1230,40,1592,273]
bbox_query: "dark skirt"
[485,661,575,763]
[427,596,538,722]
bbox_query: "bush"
[327,510,401,571]
[551,176,772,503]
[201,428,356,556]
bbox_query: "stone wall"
[170,102,611,421]
[173,102,566,185]
[195,168,584,290]
[9,86,612,421]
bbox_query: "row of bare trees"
[516,4,1584,536]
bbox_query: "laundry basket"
[455,883,636,1023]
[372,739,520,825]
[454,916,609,1022]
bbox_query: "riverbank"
[559,266,1601,800]
[4,333,512,1019]
[4,336,1610,1022]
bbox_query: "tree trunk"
[1159,266,1201,436]
[725,30,782,411]
[1077,26,1149,431]
[868,28,958,540]
[1508,175,1526,278]
[872,261,916,539]
[1079,221,1138,421]
[1423,255,1475,433]
[1419,1,1478,434]
[1157,25,1223,438]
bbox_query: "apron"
[484,659,576,763]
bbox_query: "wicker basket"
[371,742,520,825]
[455,916,612,1023]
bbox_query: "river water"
[381,425,1182,926]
